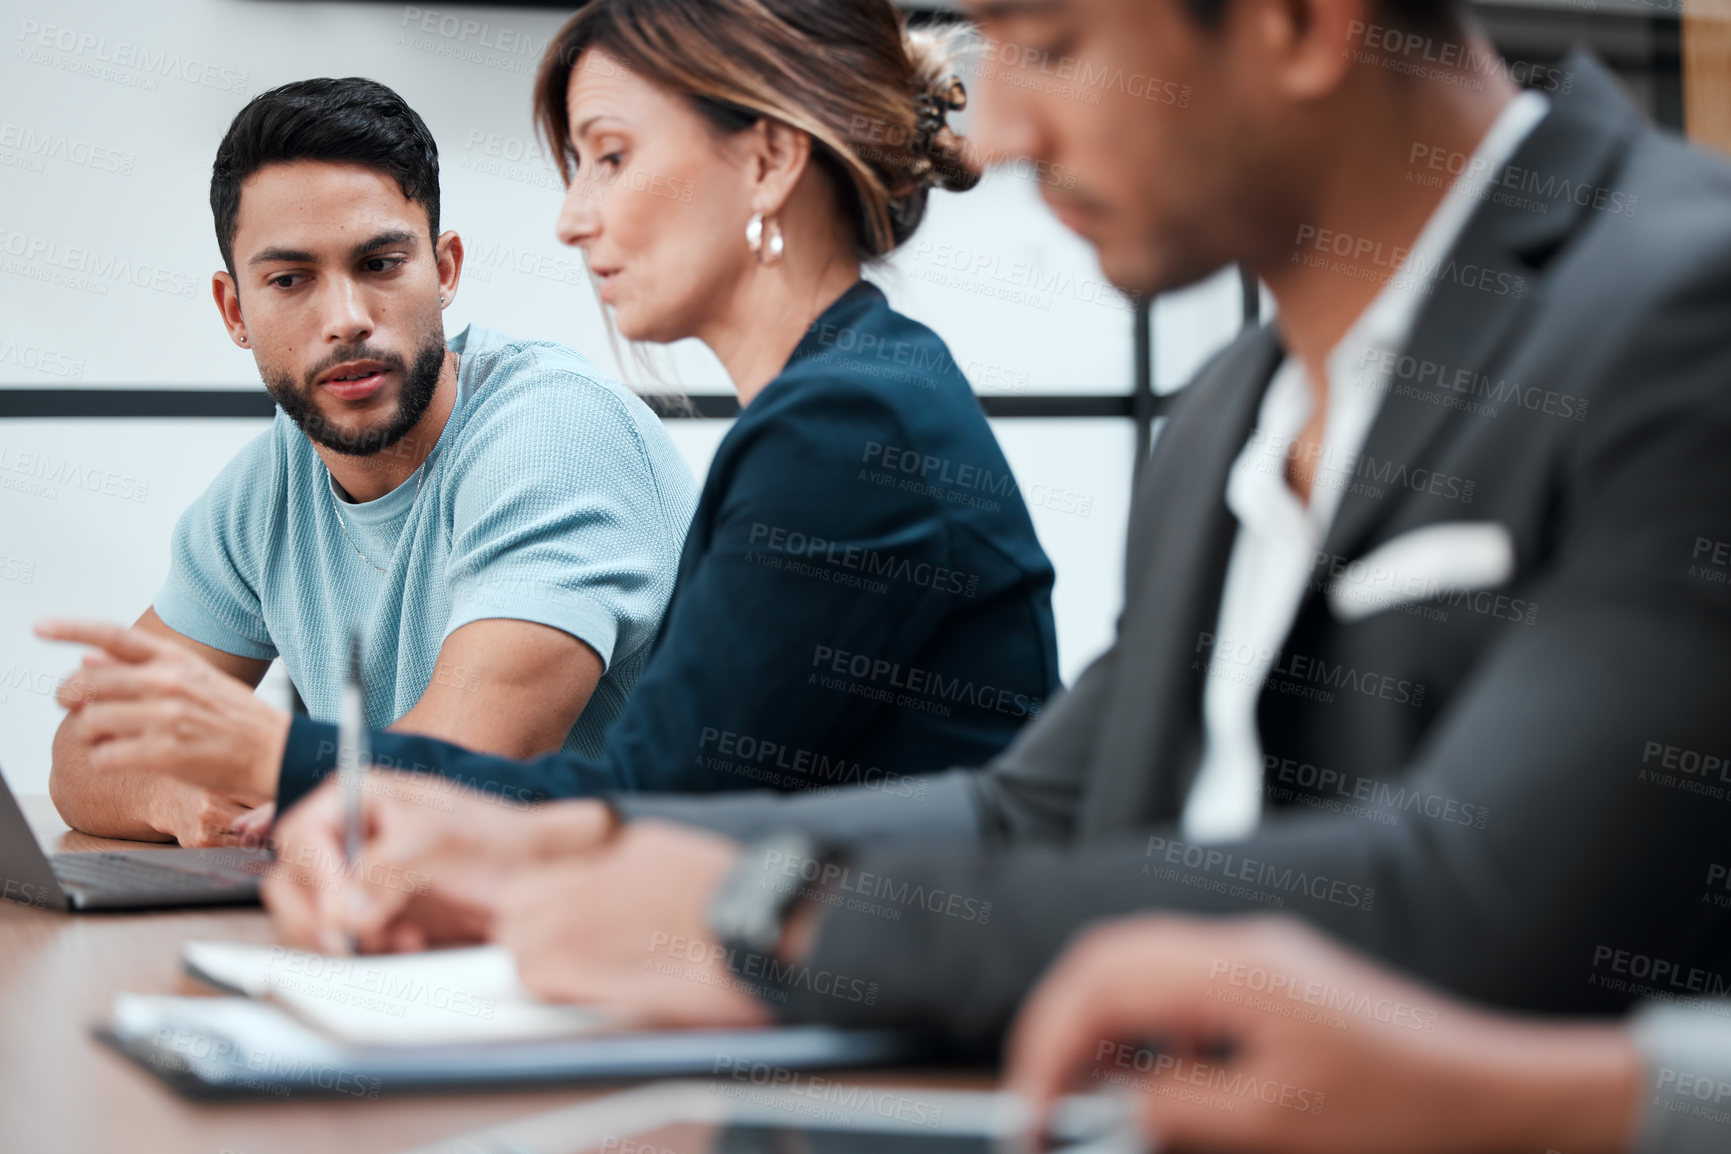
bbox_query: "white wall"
[0,0,1242,795]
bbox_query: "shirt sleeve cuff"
[277,715,340,814]
[1629,1000,1731,1154]
[445,581,621,671]
[153,575,277,661]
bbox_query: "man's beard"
[265,333,447,457]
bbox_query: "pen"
[336,628,367,955]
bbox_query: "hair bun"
[903,26,981,194]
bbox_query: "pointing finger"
[35,620,166,664]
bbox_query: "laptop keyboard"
[51,852,245,895]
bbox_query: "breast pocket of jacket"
[1326,521,1537,627]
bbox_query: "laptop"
[0,765,268,911]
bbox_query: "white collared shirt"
[1180,91,1549,843]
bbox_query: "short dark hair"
[1181,0,1462,35]
[210,77,441,273]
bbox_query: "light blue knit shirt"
[154,324,699,758]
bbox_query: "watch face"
[710,835,824,962]
[713,893,772,949]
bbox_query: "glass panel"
[989,419,1134,682]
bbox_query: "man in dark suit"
[108,0,1731,1043]
[464,0,1727,1040]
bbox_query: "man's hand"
[145,775,271,848]
[48,704,264,846]
[1007,916,1643,1154]
[39,620,289,799]
[229,802,276,842]
[495,821,772,1029]
[44,610,274,845]
[264,771,615,955]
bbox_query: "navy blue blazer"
[278,280,1061,810]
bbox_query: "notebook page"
[182,941,613,1046]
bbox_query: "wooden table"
[0,796,622,1153]
[0,796,986,1154]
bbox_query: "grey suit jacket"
[618,52,1731,1043]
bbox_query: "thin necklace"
[331,467,425,573]
[330,351,457,574]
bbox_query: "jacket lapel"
[1078,53,1647,836]
[1320,52,1641,567]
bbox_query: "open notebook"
[181,940,610,1046]
[99,942,923,1097]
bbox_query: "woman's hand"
[264,770,616,955]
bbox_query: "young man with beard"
[46,77,699,846]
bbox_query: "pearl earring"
[746,212,784,267]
